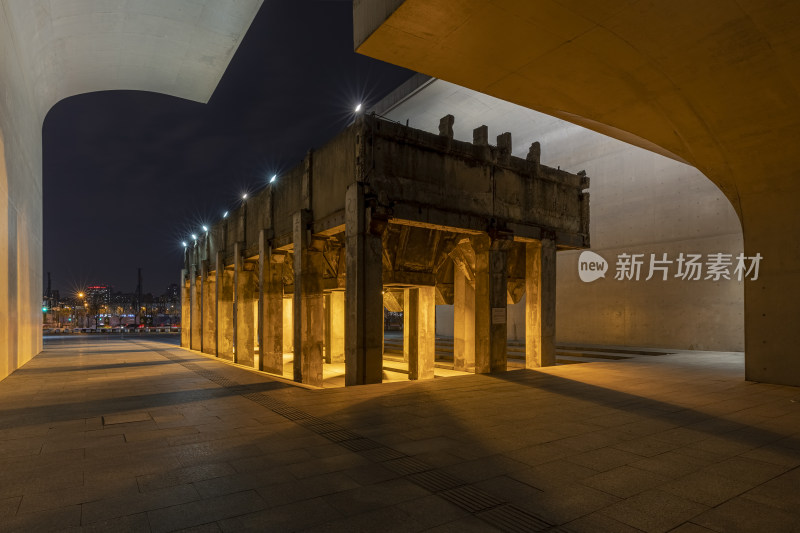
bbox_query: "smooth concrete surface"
[353,0,800,385]
[0,0,262,384]
[3,335,799,531]
[380,78,744,352]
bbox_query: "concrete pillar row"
[293,210,325,386]
[404,286,436,380]
[258,230,284,375]
[473,235,509,373]
[235,242,256,367]
[526,239,557,367]
[345,182,384,386]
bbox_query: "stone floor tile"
[582,465,668,499]
[82,483,201,524]
[426,516,503,532]
[322,478,430,517]
[0,504,82,533]
[691,495,800,532]
[218,496,341,532]
[79,512,151,533]
[565,446,641,472]
[147,490,266,533]
[563,511,645,533]
[660,470,751,507]
[599,489,708,533]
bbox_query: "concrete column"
[326,291,345,364]
[235,244,256,367]
[190,263,201,351]
[283,297,294,354]
[217,254,234,361]
[293,211,324,386]
[473,236,508,373]
[405,287,436,380]
[345,182,384,386]
[526,239,556,367]
[180,269,190,348]
[259,231,284,374]
[201,261,216,355]
[453,268,475,372]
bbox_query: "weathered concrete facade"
[182,115,589,385]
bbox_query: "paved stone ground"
[1,336,799,532]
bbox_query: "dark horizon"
[42,0,414,297]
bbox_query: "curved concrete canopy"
[5,0,262,120]
[354,0,800,385]
[0,0,262,381]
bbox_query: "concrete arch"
[0,0,262,381]
[354,0,800,385]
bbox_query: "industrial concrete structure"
[181,114,589,386]
[353,0,800,386]
[375,76,744,352]
[0,0,262,382]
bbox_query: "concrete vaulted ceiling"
[354,0,800,385]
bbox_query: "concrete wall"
[0,0,262,382]
[398,80,743,351]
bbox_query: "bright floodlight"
[182,241,187,247]
[223,211,228,218]
[242,193,248,200]
[355,103,362,113]
[191,234,197,240]
[270,174,277,183]
[202,225,208,232]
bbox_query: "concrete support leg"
[190,264,201,350]
[202,262,216,356]
[473,236,508,373]
[259,232,284,374]
[526,239,556,368]
[327,291,345,364]
[405,287,436,380]
[345,183,384,386]
[453,268,475,372]
[293,211,324,386]
[180,269,190,348]
[283,298,293,355]
[217,255,234,361]
[235,246,256,367]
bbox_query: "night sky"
[42,0,414,297]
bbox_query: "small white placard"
[492,307,507,325]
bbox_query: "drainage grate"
[322,430,362,442]
[477,504,553,533]
[357,447,407,462]
[102,412,152,425]
[439,485,505,513]
[383,456,432,475]
[407,470,465,493]
[338,438,383,452]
